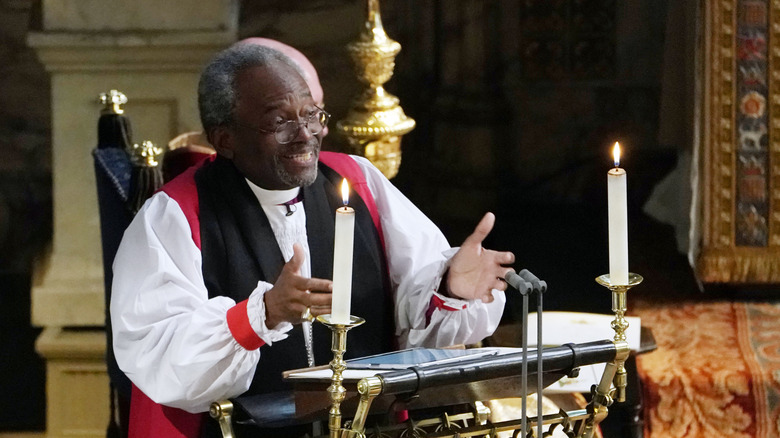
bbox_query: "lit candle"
[608,142,629,285]
[332,178,355,324]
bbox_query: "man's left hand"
[445,212,515,303]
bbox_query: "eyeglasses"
[234,106,330,144]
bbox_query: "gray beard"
[274,158,319,188]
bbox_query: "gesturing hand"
[264,243,333,328]
[445,212,515,303]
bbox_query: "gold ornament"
[337,0,415,179]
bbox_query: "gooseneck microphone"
[519,269,545,438]
[504,269,547,438]
[519,268,547,293]
[505,270,531,435]
[505,270,531,294]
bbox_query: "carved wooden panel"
[518,0,616,81]
[697,0,780,283]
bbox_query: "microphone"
[505,268,539,434]
[519,269,547,293]
[505,270,532,295]
[517,269,547,438]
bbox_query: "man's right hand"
[264,243,333,328]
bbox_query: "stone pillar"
[27,1,237,436]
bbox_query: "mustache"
[284,138,321,154]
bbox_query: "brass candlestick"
[595,273,643,402]
[316,314,365,438]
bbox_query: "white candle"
[608,142,629,285]
[332,179,355,324]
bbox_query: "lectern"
[210,340,629,438]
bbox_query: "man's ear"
[209,126,235,159]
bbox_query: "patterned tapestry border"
[697,249,780,282]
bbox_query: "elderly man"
[111,42,514,437]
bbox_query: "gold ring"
[301,307,313,322]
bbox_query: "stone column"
[28,1,237,436]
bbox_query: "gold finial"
[364,0,388,44]
[337,0,416,179]
[130,140,163,167]
[98,90,128,115]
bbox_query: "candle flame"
[341,178,350,205]
[612,142,621,167]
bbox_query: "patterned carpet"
[634,300,780,438]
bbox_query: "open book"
[526,311,641,393]
[526,311,641,351]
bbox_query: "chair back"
[93,90,164,436]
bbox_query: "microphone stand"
[520,269,547,438]
[537,288,543,438]
[505,271,532,437]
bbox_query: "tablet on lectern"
[346,347,498,370]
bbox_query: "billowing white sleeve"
[110,192,282,413]
[351,156,506,348]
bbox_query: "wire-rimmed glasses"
[234,106,330,144]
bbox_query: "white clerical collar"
[245,179,301,207]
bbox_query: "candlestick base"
[595,273,643,289]
[316,314,365,329]
[595,273,642,404]
[316,314,365,438]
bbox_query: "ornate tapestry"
[635,300,780,437]
[696,0,780,283]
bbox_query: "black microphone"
[505,270,532,295]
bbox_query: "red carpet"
[634,300,780,437]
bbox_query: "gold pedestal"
[595,273,643,402]
[316,314,365,438]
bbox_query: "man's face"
[219,63,322,190]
